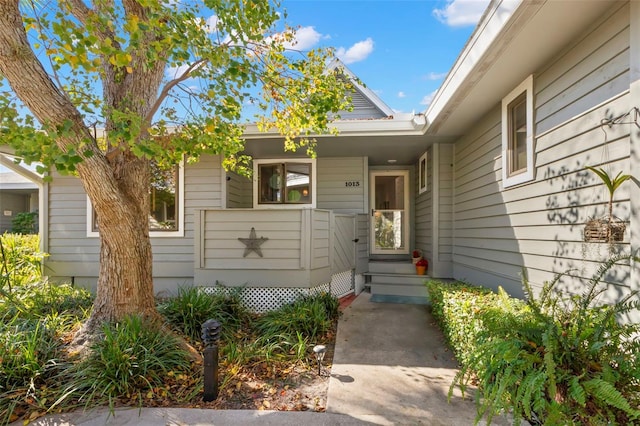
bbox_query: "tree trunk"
[84,156,158,330]
[0,0,161,329]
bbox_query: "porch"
[194,208,363,310]
[194,208,430,309]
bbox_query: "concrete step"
[366,273,429,285]
[368,261,419,275]
[368,281,430,305]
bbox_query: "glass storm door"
[370,170,409,255]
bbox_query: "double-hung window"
[87,160,184,237]
[253,159,316,208]
[502,75,535,188]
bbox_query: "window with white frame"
[418,151,428,194]
[87,160,184,237]
[253,159,316,208]
[501,75,535,188]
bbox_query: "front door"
[370,170,409,255]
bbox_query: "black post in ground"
[201,319,221,402]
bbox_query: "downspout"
[629,0,640,322]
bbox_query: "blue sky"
[277,0,490,114]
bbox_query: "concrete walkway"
[327,292,506,425]
[13,293,506,425]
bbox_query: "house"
[0,158,41,234]
[1,0,638,316]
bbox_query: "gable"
[327,58,394,120]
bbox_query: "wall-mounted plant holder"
[584,217,625,243]
[583,166,631,244]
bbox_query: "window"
[87,161,184,237]
[418,151,428,194]
[253,159,316,208]
[502,75,535,188]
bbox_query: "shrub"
[157,286,250,343]
[0,233,45,291]
[254,292,339,341]
[0,317,66,423]
[11,212,38,235]
[426,280,526,366]
[0,281,92,326]
[443,256,640,425]
[65,315,192,408]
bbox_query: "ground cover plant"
[1,237,339,424]
[427,255,640,425]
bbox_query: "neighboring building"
[1,0,638,316]
[0,169,39,234]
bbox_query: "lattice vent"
[201,269,354,312]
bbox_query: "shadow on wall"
[541,106,634,314]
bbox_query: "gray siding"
[438,144,454,275]
[338,89,388,120]
[46,154,224,292]
[452,6,631,299]
[195,208,332,287]
[317,157,366,213]
[226,171,252,208]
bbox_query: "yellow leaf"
[126,66,133,74]
[263,400,271,408]
[146,390,154,399]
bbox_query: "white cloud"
[206,15,220,33]
[283,26,323,50]
[424,71,447,81]
[166,64,191,79]
[397,91,406,98]
[420,90,438,106]
[432,0,490,27]
[336,38,374,64]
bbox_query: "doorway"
[370,170,409,255]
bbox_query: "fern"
[568,375,586,407]
[447,255,640,425]
[583,378,640,416]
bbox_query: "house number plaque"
[345,181,360,187]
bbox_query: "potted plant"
[415,258,428,275]
[412,249,422,264]
[584,166,631,243]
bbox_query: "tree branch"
[144,59,208,127]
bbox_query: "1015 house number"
[345,181,360,187]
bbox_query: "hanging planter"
[584,217,625,243]
[583,166,631,243]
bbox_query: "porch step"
[364,261,430,305]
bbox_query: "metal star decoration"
[238,227,269,257]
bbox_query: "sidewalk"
[13,292,506,425]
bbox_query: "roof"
[326,57,395,118]
[424,0,617,137]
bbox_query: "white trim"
[501,74,535,188]
[87,161,185,238]
[431,144,440,272]
[418,151,428,194]
[252,158,317,209]
[369,169,410,255]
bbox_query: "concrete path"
[13,292,508,425]
[327,292,505,425]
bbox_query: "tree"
[0,0,351,332]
